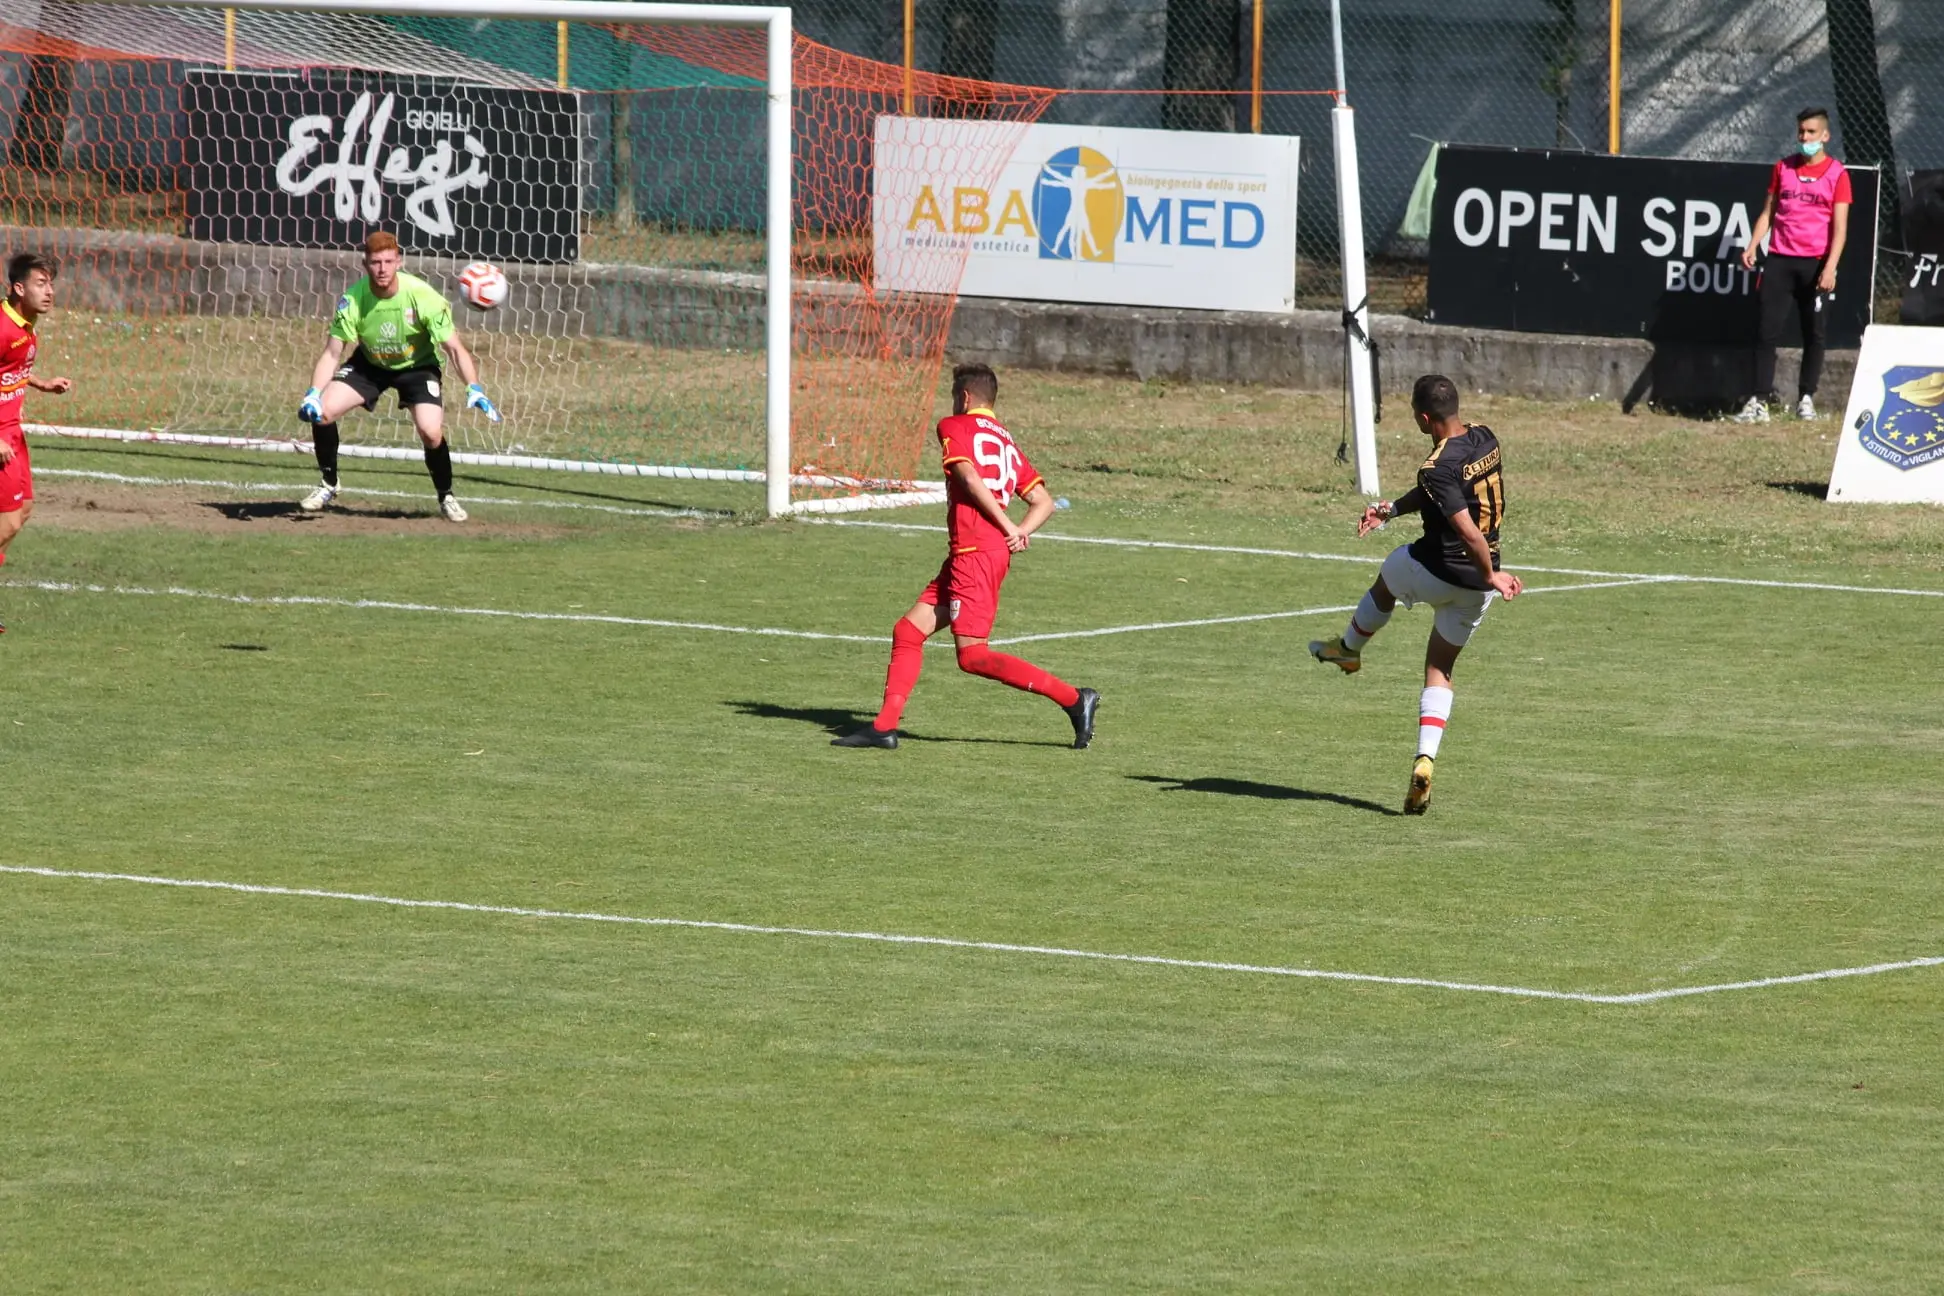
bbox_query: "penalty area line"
[0,579,885,644]
[3,865,1937,1006]
[988,578,1664,646]
[812,518,1944,600]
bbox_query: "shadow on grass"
[1129,774,1401,817]
[728,700,1072,748]
[1768,480,1830,500]
[202,500,424,522]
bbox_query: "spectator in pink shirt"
[1734,107,1853,423]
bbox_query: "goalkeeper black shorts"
[335,351,444,412]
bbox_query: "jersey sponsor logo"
[1461,445,1501,480]
[1855,366,1944,471]
[377,321,399,339]
[275,91,490,237]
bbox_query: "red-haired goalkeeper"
[833,363,1099,750]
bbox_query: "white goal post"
[54,0,829,513]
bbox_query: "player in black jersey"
[1309,375,1523,814]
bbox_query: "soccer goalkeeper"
[295,231,500,522]
[832,363,1099,750]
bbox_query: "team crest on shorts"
[426,380,441,398]
[1855,366,1944,471]
[948,598,962,622]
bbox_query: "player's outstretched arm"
[949,461,1027,551]
[27,374,71,394]
[300,337,349,421]
[443,336,501,423]
[1362,486,1427,536]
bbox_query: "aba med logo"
[1855,366,1944,470]
[1034,147,1123,263]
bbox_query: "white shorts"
[1379,545,1497,647]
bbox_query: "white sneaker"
[439,494,469,523]
[1731,396,1771,425]
[299,482,338,512]
[1796,395,1817,420]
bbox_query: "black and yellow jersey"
[1407,424,1505,591]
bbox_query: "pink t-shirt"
[1767,154,1852,258]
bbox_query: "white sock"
[1418,686,1453,759]
[1341,592,1391,651]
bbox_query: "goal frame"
[73,0,799,514]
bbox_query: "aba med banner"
[185,69,580,264]
[1828,326,1944,503]
[873,116,1299,313]
[1428,146,1878,348]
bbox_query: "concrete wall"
[10,222,1839,412]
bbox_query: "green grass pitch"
[3,379,1942,1292]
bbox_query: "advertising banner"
[1828,325,1944,503]
[873,116,1299,314]
[1899,169,1944,326]
[185,69,580,264]
[1428,146,1878,348]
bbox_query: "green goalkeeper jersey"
[329,271,455,371]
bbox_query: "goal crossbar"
[69,0,799,514]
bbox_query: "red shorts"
[0,425,29,515]
[919,548,1011,639]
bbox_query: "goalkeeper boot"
[1064,687,1100,750]
[832,724,898,749]
[299,482,338,513]
[439,494,469,524]
[1309,635,1362,674]
[1403,755,1435,816]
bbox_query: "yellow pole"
[557,20,569,90]
[224,7,236,72]
[1608,0,1621,153]
[902,0,914,115]
[1251,0,1264,133]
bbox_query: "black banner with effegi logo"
[185,69,580,264]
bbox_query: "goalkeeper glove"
[297,387,324,423]
[467,383,502,424]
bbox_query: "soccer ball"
[457,261,508,310]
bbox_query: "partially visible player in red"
[834,363,1099,749]
[0,252,74,634]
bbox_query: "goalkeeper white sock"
[1417,686,1453,759]
[1341,592,1391,651]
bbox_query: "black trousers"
[1753,253,1828,400]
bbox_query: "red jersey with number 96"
[937,407,1042,554]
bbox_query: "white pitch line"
[39,467,1944,601]
[2,574,1651,651]
[34,468,728,520]
[0,579,884,644]
[3,865,1936,1006]
[814,518,1944,599]
[989,578,1664,646]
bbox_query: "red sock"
[873,619,928,730]
[956,642,1080,708]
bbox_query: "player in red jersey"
[833,363,1098,749]
[0,252,75,633]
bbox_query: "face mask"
[1800,139,1824,156]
